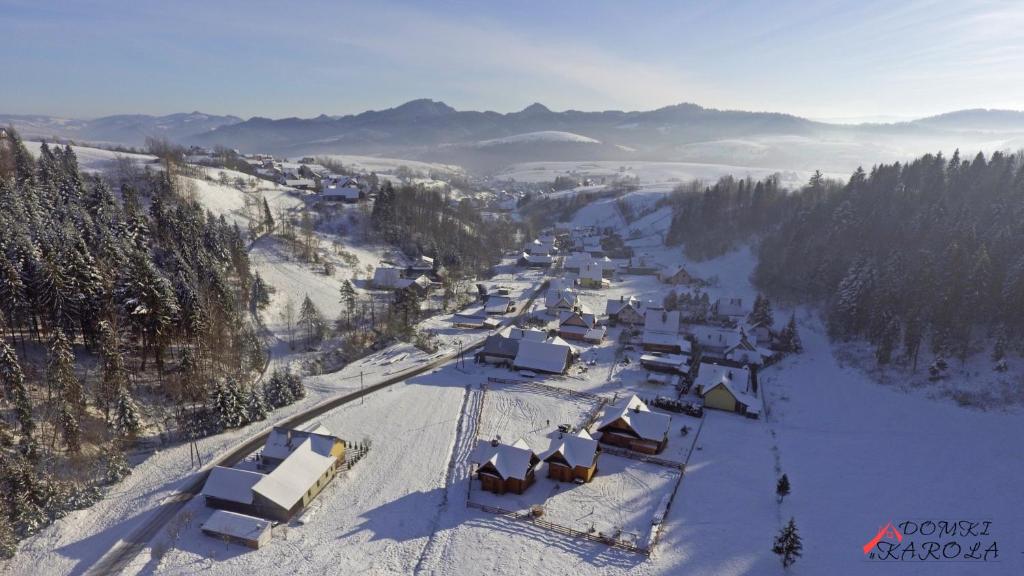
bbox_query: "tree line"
[756,151,1024,372]
[0,129,294,556]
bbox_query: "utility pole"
[360,370,364,404]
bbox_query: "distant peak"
[391,99,456,116]
[519,102,551,115]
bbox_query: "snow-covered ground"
[6,149,1023,576]
[476,131,601,147]
[314,154,464,177]
[497,160,824,189]
[25,140,158,173]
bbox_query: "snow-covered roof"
[321,187,360,199]
[253,438,338,510]
[520,252,553,264]
[261,423,337,462]
[373,267,403,288]
[644,308,681,334]
[481,334,520,358]
[545,287,578,309]
[507,327,547,342]
[542,430,598,469]
[640,353,690,371]
[579,262,605,281]
[686,324,742,350]
[513,339,571,373]
[203,466,264,504]
[484,295,512,314]
[558,310,596,328]
[598,395,671,443]
[605,296,640,316]
[701,376,762,412]
[563,252,593,269]
[642,330,689,351]
[480,438,538,480]
[201,510,272,541]
[694,363,751,393]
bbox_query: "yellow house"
[703,381,741,411]
[700,379,762,417]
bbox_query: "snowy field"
[314,154,464,177]
[497,160,822,189]
[475,385,600,454]
[25,140,157,172]
[467,454,680,549]
[147,370,468,575]
[760,314,1024,575]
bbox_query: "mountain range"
[0,111,242,149]
[6,101,1024,174]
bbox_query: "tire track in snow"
[413,384,484,575]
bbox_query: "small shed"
[201,510,273,549]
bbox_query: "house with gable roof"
[201,422,346,522]
[595,395,672,454]
[476,438,540,494]
[542,429,601,483]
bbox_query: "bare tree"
[280,296,296,349]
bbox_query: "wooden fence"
[465,500,651,556]
[599,445,684,470]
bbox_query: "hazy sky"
[2,0,1022,119]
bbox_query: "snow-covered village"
[2,3,1024,576]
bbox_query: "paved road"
[84,277,550,575]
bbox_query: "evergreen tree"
[210,378,245,429]
[751,293,775,327]
[928,354,948,381]
[112,384,141,437]
[875,315,900,366]
[902,313,924,372]
[772,517,803,569]
[776,474,791,502]
[246,386,268,422]
[285,371,305,401]
[1,341,35,456]
[46,329,83,452]
[298,294,325,345]
[778,314,802,353]
[339,280,356,321]
[250,272,272,316]
[263,370,295,408]
[0,508,16,559]
[262,197,275,233]
[662,291,678,311]
[96,320,127,418]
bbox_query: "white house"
[513,339,573,374]
[642,308,688,353]
[372,267,404,289]
[545,286,579,314]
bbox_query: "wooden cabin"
[542,430,600,483]
[477,439,539,495]
[596,395,671,455]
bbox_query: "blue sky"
[2,0,1022,120]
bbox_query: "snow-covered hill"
[475,131,601,147]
